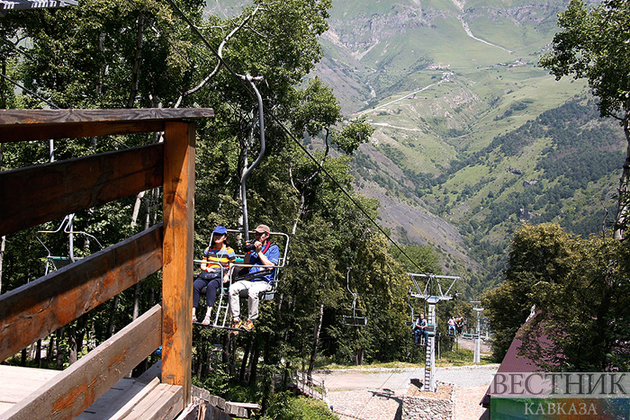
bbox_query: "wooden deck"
[0,362,183,420]
[0,365,60,416]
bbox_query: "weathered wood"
[0,224,163,362]
[122,384,183,420]
[0,366,60,412]
[190,387,233,420]
[77,361,163,420]
[223,404,250,419]
[0,304,162,420]
[0,108,214,142]
[161,121,195,407]
[0,143,164,237]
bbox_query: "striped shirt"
[203,245,236,273]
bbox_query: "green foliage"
[264,393,337,420]
[484,223,630,371]
[482,223,577,361]
[539,0,630,121]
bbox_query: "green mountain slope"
[207,0,618,294]
[311,0,620,292]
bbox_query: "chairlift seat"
[342,315,368,327]
[192,228,289,329]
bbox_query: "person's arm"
[200,247,210,271]
[250,243,279,267]
[223,248,236,283]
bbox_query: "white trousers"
[229,280,271,321]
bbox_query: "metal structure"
[408,273,459,392]
[1,0,77,17]
[193,228,290,330]
[342,267,368,327]
[471,300,484,364]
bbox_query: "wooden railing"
[0,108,213,419]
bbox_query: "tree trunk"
[614,118,630,240]
[249,339,260,384]
[0,235,5,294]
[108,295,120,337]
[36,339,42,368]
[126,13,144,108]
[55,328,65,370]
[68,323,78,365]
[47,333,56,366]
[307,303,324,383]
[240,337,252,383]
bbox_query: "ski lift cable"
[0,73,59,109]
[143,0,431,275]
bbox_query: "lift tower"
[409,273,459,392]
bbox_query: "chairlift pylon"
[408,272,460,392]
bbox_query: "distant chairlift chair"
[342,267,368,327]
[37,214,103,274]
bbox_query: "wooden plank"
[0,366,60,409]
[224,403,251,418]
[0,224,163,362]
[0,143,163,237]
[0,108,214,142]
[121,384,183,420]
[0,304,162,420]
[161,121,195,407]
[77,361,162,420]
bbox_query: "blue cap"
[213,226,228,235]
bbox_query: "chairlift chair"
[342,267,368,327]
[37,214,103,274]
[193,228,289,330]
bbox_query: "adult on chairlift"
[413,314,428,345]
[192,226,236,325]
[229,224,279,333]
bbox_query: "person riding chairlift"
[229,224,279,333]
[192,226,235,325]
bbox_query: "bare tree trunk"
[0,235,5,294]
[68,323,78,365]
[130,191,146,229]
[240,337,251,383]
[47,333,55,366]
[108,295,120,337]
[614,118,630,240]
[126,13,144,108]
[36,339,42,368]
[55,328,65,370]
[249,339,260,384]
[307,303,324,383]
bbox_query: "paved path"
[313,365,498,420]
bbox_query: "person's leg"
[192,277,207,322]
[202,278,221,325]
[247,281,271,321]
[206,278,221,307]
[229,281,251,322]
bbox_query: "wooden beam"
[161,121,195,407]
[0,224,163,362]
[0,143,163,237]
[0,304,162,420]
[0,108,214,142]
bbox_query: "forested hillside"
[299,0,619,292]
[0,0,473,412]
[2,0,628,413]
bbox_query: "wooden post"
[161,121,195,407]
